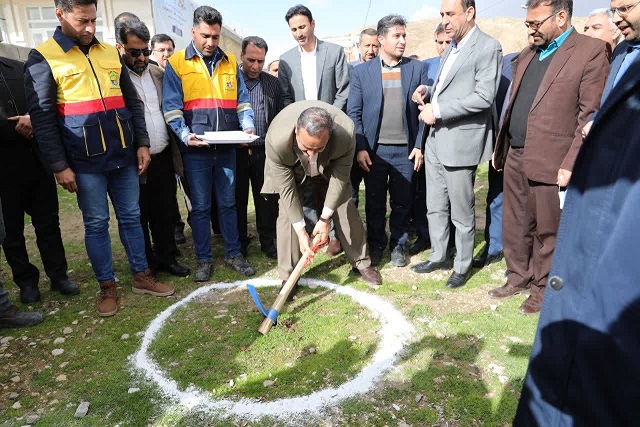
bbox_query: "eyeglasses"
[524,11,559,30]
[127,48,152,57]
[610,0,640,17]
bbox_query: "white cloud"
[410,5,440,22]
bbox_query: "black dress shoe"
[20,287,41,304]
[411,259,452,274]
[50,278,80,296]
[445,269,472,289]
[174,229,186,245]
[408,237,430,255]
[472,251,502,268]
[261,244,277,259]
[370,250,383,267]
[158,260,191,277]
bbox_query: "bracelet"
[318,216,331,224]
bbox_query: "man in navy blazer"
[515,4,640,422]
[347,15,427,267]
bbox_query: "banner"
[151,0,198,50]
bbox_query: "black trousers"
[411,165,430,240]
[235,146,277,247]
[0,172,68,290]
[140,148,179,266]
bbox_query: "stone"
[490,304,498,311]
[71,320,79,325]
[51,349,64,356]
[228,380,234,387]
[348,335,357,342]
[62,327,73,335]
[398,422,410,427]
[48,399,59,406]
[11,376,20,383]
[26,414,39,424]
[392,403,401,411]
[127,388,140,394]
[412,285,418,291]
[1,336,13,344]
[308,347,316,354]
[9,392,19,400]
[12,401,21,409]
[74,401,89,418]
[120,334,130,340]
[53,338,65,344]
[263,379,276,387]
[56,374,67,382]
[415,393,424,403]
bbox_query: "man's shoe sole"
[132,287,175,297]
[97,307,118,317]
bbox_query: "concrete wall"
[0,42,30,61]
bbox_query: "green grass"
[0,163,539,426]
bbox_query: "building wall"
[0,0,242,57]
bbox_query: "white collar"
[451,24,477,51]
[298,38,318,56]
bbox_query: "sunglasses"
[524,11,559,30]
[127,48,152,57]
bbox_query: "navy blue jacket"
[347,57,428,154]
[514,54,640,426]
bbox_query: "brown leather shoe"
[326,238,342,256]
[97,280,118,317]
[358,267,382,287]
[133,268,175,297]
[519,295,542,315]
[488,283,526,300]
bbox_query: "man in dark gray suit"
[411,0,502,289]
[278,4,351,256]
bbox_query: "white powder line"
[131,278,414,420]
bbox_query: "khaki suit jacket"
[493,29,609,184]
[261,100,355,224]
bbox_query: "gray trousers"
[425,142,477,274]
[0,198,11,310]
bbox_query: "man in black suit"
[237,36,284,258]
[0,55,78,303]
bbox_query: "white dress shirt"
[299,39,318,101]
[432,24,478,119]
[128,67,170,154]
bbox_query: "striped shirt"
[243,75,266,146]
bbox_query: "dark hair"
[460,0,477,19]
[359,28,378,43]
[55,0,98,13]
[151,33,175,49]
[242,36,269,54]
[193,5,222,27]
[434,23,445,37]
[285,5,313,24]
[377,15,406,37]
[114,12,140,44]
[119,19,150,45]
[296,107,333,138]
[525,0,573,19]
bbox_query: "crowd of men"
[2,0,640,423]
[0,0,629,327]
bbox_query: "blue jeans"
[75,165,148,282]
[485,162,504,256]
[183,147,241,261]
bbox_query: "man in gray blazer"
[278,4,351,256]
[411,0,502,289]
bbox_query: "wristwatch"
[318,216,331,224]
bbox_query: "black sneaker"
[224,255,256,276]
[50,278,80,296]
[193,261,213,282]
[390,245,408,267]
[0,306,44,329]
[370,250,383,267]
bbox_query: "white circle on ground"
[132,278,414,419]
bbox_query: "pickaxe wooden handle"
[258,240,325,335]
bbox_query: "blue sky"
[204,0,605,60]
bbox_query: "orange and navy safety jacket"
[24,27,149,173]
[162,43,254,152]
